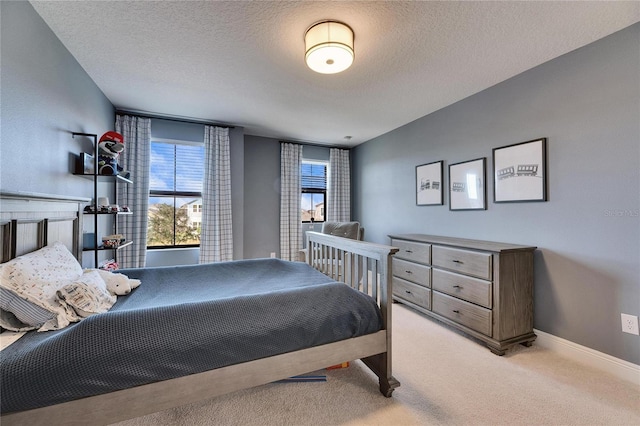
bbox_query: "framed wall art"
[493,138,547,202]
[416,161,443,206]
[79,153,94,175]
[448,157,486,211]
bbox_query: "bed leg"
[361,353,400,398]
[379,374,401,397]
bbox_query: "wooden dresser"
[389,234,537,355]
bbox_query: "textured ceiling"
[30,1,639,147]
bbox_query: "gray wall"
[149,118,205,142]
[1,1,116,269]
[243,136,281,259]
[1,1,115,196]
[242,138,330,259]
[229,127,245,261]
[352,24,639,364]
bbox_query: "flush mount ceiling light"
[305,20,354,74]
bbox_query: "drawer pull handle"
[405,270,413,274]
[452,309,460,314]
[405,290,412,294]
[452,260,464,264]
[405,250,413,253]
[452,285,462,289]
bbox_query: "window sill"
[147,246,200,251]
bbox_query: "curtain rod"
[116,109,234,128]
[280,140,351,150]
[116,110,348,149]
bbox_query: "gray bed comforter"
[1,258,383,413]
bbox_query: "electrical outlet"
[621,313,639,335]
[270,252,276,258]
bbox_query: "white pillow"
[0,242,82,331]
[57,270,117,317]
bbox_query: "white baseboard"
[534,328,640,386]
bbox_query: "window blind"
[301,163,327,189]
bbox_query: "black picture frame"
[449,157,486,211]
[80,153,94,175]
[493,138,547,203]
[416,161,443,206]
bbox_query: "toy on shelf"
[99,259,119,271]
[102,234,125,248]
[97,131,130,178]
[73,131,133,269]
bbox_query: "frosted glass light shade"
[305,21,354,74]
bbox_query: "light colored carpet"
[115,304,640,425]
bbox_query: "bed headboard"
[0,192,89,263]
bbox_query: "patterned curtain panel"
[115,115,151,268]
[280,142,303,261]
[199,126,233,263]
[328,148,351,222]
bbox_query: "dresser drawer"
[432,292,492,336]
[432,246,492,280]
[391,239,431,265]
[392,258,431,287]
[393,277,431,310]
[432,269,492,308]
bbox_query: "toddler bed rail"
[306,230,397,326]
[306,230,400,397]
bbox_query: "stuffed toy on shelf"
[97,131,130,178]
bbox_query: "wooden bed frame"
[0,192,400,425]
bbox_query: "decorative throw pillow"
[57,270,116,317]
[0,287,56,331]
[0,308,40,332]
[0,242,82,331]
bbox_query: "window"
[147,140,204,248]
[301,161,327,223]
